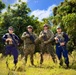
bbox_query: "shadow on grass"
[69,64,76,70]
[28,63,76,70]
[28,64,55,69]
[8,71,16,75]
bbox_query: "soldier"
[21,25,37,65]
[2,26,20,69]
[39,24,56,64]
[54,26,69,68]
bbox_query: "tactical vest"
[23,32,36,49]
[42,30,53,41]
[5,33,18,45]
[26,31,35,43]
[55,32,65,43]
[42,31,47,41]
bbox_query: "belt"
[6,44,15,47]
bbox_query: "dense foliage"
[0,0,42,53]
[49,0,76,52]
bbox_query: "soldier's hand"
[17,43,20,46]
[6,38,9,41]
[6,38,12,42]
[39,34,44,39]
[60,42,65,46]
[54,37,58,40]
[9,38,12,42]
[41,34,45,37]
[26,34,30,37]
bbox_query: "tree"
[0,0,42,53]
[45,0,76,52]
[0,0,5,13]
[62,13,76,51]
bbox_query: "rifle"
[42,31,47,41]
[57,37,65,51]
[9,34,18,48]
[26,31,35,44]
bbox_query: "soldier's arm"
[2,34,8,42]
[34,33,39,39]
[39,31,44,40]
[21,32,29,40]
[47,30,54,42]
[54,34,59,44]
[34,33,39,43]
[21,32,26,40]
[63,33,69,44]
[14,34,20,44]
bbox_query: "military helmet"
[56,25,61,29]
[43,24,49,27]
[27,25,33,29]
[8,26,14,30]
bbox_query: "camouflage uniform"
[21,26,37,65]
[39,26,56,64]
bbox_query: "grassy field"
[0,53,76,75]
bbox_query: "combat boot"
[40,54,43,64]
[59,58,63,66]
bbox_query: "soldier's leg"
[47,45,56,63]
[5,46,11,56]
[56,47,63,66]
[6,55,10,69]
[40,52,44,64]
[11,47,18,66]
[63,48,69,67]
[5,46,11,68]
[24,50,28,65]
[30,44,35,65]
[40,44,45,64]
[30,53,34,65]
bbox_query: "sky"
[2,0,64,21]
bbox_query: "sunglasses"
[9,29,14,31]
[44,26,48,27]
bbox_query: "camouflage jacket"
[21,32,38,44]
[39,30,54,43]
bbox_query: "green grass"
[0,53,76,75]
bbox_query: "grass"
[0,53,76,75]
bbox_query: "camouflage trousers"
[40,42,56,64]
[23,43,35,65]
